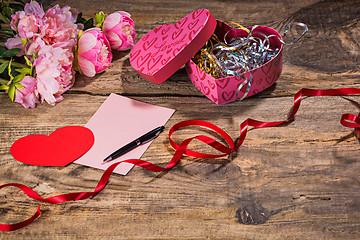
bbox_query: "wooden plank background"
[1,0,360,239]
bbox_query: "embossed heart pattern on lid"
[130,9,217,84]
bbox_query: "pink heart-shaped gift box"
[130,9,283,105]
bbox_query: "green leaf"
[0,78,9,85]
[0,48,21,58]
[0,45,6,54]
[0,84,9,91]
[15,67,31,75]
[8,84,16,101]
[0,13,10,24]
[0,62,9,74]
[95,14,102,24]
[0,29,14,35]
[84,18,94,31]
[21,37,27,47]
[76,12,85,24]
[13,73,25,83]
[15,82,24,89]
[3,7,13,19]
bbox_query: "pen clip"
[141,131,162,145]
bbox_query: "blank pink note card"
[75,93,175,175]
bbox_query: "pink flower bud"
[10,11,25,31]
[5,35,23,50]
[76,28,113,77]
[102,11,136,51]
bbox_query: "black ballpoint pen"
[103,126,165,163]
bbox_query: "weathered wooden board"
[1,0,360,239]
[1,94,359,239]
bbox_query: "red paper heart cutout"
[10,126,94,167]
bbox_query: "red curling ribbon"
[340,112,360,134]
[1,87,359,231]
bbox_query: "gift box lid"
[130,9,217,84]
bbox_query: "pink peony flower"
[6,1,80,56]
[10,1,44,38]
[34,43,75,105]
[14,76,40,108]
[102,11,136,50]
[41,4,80,46]
[76,28,112,77]
[17,14,40,39]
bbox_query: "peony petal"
[103,13,121,30]
[5,36,22,50]
[106,31,122,49]
[14,91,25,105]
[78,32,97,53]
[78,56,96,77]
[37,81,57,105]
[117,11,131,18]
[18,76,37,96]
[22,93,39,108]
[39,76,60,94]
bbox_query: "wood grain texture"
[1,0,360,239]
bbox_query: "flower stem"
[0,59,28,68]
